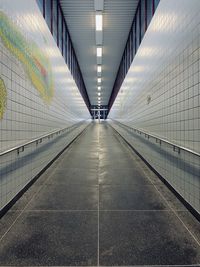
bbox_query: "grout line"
[153,185,200,247]
[98,183,160,186]
[0,127,90,241]
[119,132,200,248]
[100,209,187,213]
[0,143,76,242]
[140,166,200,247]
[97,123,100,267]
[9,209,186,212]
[14,209,98,212]
[0,264,199,267]
[2,123,199,267]
[44,183,162,186]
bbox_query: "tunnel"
[0,0,200,266]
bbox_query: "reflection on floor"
[0,122,200,266]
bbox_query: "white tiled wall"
[0,0,90,211]
[109,0,200,214]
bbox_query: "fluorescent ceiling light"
[96,14,103,31]
[98,101,101,104]
[98,86,101,91]
[97,65,102,73]
[97,47,102,57]
[98,92,101,96]
[98,97,101,100]
[97,78,101,83]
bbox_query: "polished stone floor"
[0,122,200,266]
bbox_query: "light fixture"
[98,101,101,104]
[98,97,101,100]
[96,14,103,31]
[97,78,101,83]
[97,65,102,73]
[98,92,101,96]
[97,47,102,57]
[98,86,101,91]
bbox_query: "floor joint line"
[0,160,62,242]
[97,122,100,266]
[116,127,200,248]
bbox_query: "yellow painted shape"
[0,77,7,119]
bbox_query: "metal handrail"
[111,119,200,157]
[0,121,85,157]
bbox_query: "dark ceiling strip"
[107,0,160,115]
[58,0,91,111]
[36,0,91,113]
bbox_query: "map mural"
[0,77,7,119]
[0,11,54,105]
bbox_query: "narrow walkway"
[0,122,200,266]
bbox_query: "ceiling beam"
[94,0,104,11]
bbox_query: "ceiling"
[60,0,139,106]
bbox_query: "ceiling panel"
[60,0,139,106]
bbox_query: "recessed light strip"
[97,65,102,73]
[96,14,102,31]
[95,0,104,106]
[97,47,102,57]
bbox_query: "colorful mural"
[0,77,7,119]
[0,11,54,103]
